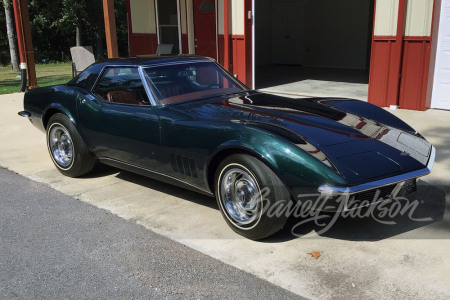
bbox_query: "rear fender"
[43,103,77,129]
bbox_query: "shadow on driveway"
[82,164,448,243]
[85,163,217,210]
[270,181,448,243]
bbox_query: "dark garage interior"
[254,0,375,95]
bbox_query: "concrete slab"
[256,66,369,100]
[1,93,449,299]
[259,80,369,101]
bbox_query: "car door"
[77,66,162,172]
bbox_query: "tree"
[4,0,129,63]
[84,0,105,59]
[2,0,19,71]
[71,0,84,46]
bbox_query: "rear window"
[67,64,103,91]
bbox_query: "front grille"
[353,184,397,203]
[346,179,417,210]
[397,179,417,197]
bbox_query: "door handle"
[81,99,86,104]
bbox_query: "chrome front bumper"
[317,146,435,211]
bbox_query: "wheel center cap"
[236,189,246,203]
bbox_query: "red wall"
[126,2,195,56]
[232,35,246,84]
[218,34,248,86]
[126,0,158,56]
[218,35,224,65]
[368,0,434,111]
[126,0,253,87]
[244,0,253,88]
[128,34,158,56]
[181,34,188,54]
[368,38,403,107]
[399,38,432,111]
[218,0,253,88]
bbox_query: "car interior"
[93,63,244,106]
[145,63,243,105]
[106,90,147,105]
[94,67,150,106]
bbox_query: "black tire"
[214,154,291,240]
[46,113,95,177]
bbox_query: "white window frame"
[155,0,183,54]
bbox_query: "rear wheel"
[46,113,95,177]
[214,154,291,240]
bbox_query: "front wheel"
[214,154,291,240]
[46,113,95,177]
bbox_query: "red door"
[193,0,217,59]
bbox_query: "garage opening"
[254,0,374,100]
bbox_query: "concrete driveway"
[1,93,449,299]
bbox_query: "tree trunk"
[75,18,82,46]
[95,16,104,59]
[3,0,19,72]
[75,2,83,47]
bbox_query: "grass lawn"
[0,62,72,95]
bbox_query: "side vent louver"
[170,154,198,178]
[170,154,178,173]
[189,159,198,178]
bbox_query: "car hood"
[169,92,432,182]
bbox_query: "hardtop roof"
[93,55,213,67]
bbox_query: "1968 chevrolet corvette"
[19,56,435,240]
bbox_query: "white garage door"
[431,0,450,109]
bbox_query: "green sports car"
[19,56,435,240]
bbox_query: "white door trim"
[252,0,255,89]
[430,0,450,109]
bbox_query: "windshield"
[143,61,248,105]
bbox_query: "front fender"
[208,125,347,197]
[321,99,416,133]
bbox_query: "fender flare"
[42,103,77,129]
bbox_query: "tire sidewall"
[215,154,290,240]
[216,161,264,231]
[46,113,94,177]
[46,121,75,171]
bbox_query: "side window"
[93,67,149,105]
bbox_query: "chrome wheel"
[48,124,73,168]
[219,167,261,226]
[215,154,291,240]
